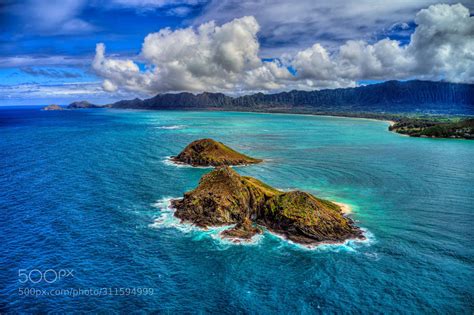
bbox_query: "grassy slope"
[174,138,262,166]
[203,140,262,163]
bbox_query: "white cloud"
[102,79,118,92]
[7,0,202,36]
[109,0,203,7]
[93,3,474,95]
[0,55,90,68]
[93,16,294,93]
[105,0,205,15]
[0,82,102,99]
[408,3,474,82]
[193,0,473,56]
[0,81,139,105]
[17,0,95,35]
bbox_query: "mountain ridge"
[108,80,474,115]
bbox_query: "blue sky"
[0,0,472,105]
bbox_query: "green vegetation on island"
[389,118,474,139]
[171,166,363,245]
[171,138,262,166]
[300,112,473,140]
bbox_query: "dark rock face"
[42,104,64,111]
[171,166,363,245]
[108,80,474,115]
[221,217,263,240]
[171,138,262,166]
[171,166,274,227]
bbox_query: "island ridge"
[171,166,364,245]
[171,138,262,166]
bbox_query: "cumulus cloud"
[193,0,473,56]
[408,3,474,82]
[282,3,473,84]
[93,43,155,93]
[93,16,292,93]
[93,3,474,95]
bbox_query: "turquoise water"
[1,107,473,313]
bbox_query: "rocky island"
[67,101,103,109]
[42,101,105,111]
[171,166,363,245]
[41,104,64,111]
[171,138,262,167]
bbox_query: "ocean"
[1,106,473,313]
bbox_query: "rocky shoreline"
[171,166,364,246]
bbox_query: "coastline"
[163,156,265,168]
[37,104,400,128]
[152,197,364,249]
[264,227,369,250]
[148,108,471,140]
[219,109,398,128]
[37,105,473,139]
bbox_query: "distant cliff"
[109,80,474,115]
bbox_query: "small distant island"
[42,104,64,111]
[67,101,104,109]
[171,138,262,166]
[171,166,363,245]
[42,101,105,111]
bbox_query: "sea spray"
[150,198,264,247]
[150,197,373,251]
[162,157,214,169]
[265,228,375,252]
[162,157,263,169]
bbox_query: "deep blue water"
[1,106,473,313]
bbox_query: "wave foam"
[161,157,214,169]
[265,228,375,252]
[162,157,258,169]
[149,197,374,251]
[149,198,263,247]
[155,125,185,130]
